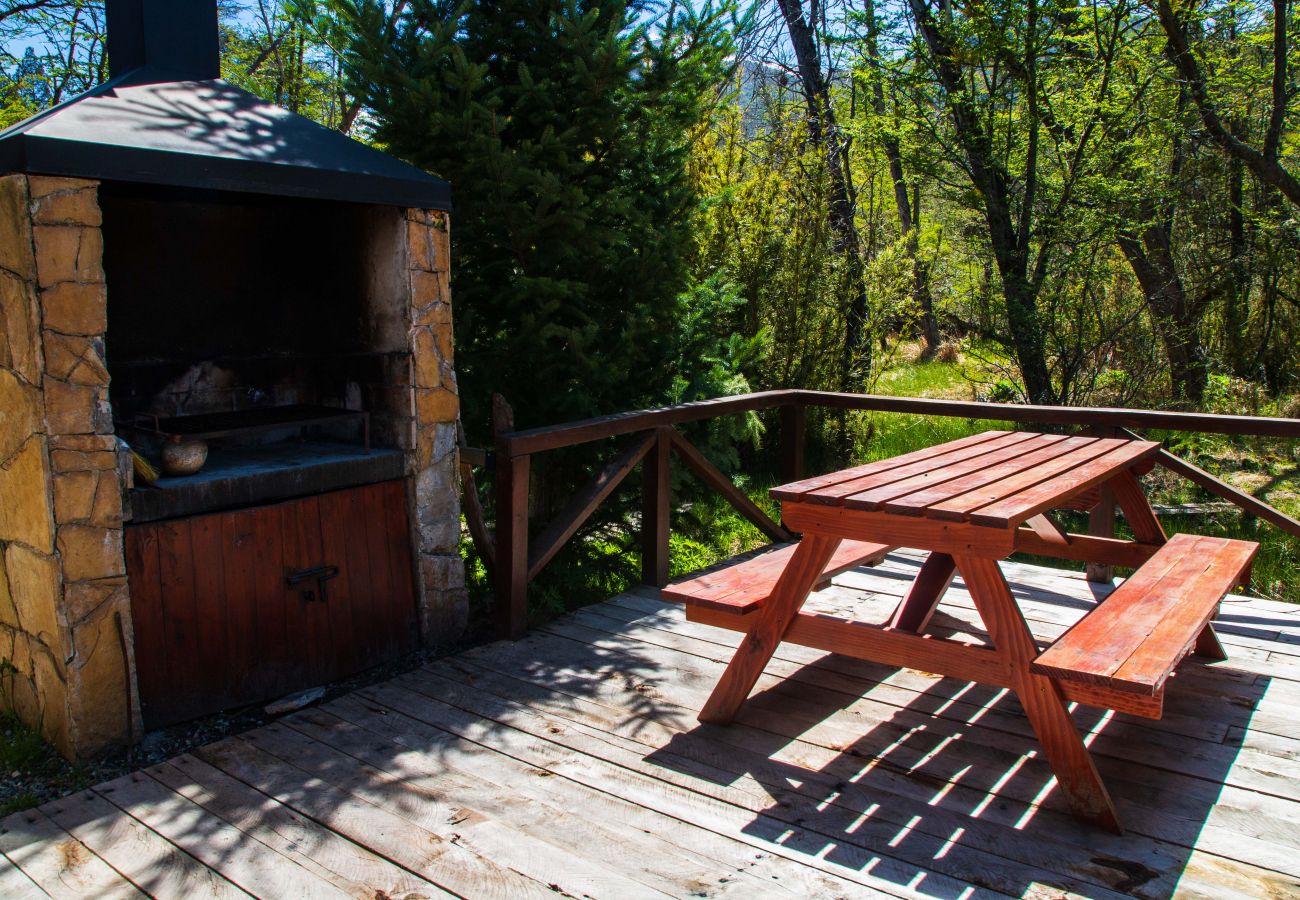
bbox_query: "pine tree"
[340,0,735,439]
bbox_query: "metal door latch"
[286,565,340,602]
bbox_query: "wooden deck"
[3,551,1300,899]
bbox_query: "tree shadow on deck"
[1,563,1291,898]
[642,566,1281,899]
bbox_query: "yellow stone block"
[57,524,125,582]
[43,332,107,385]
[413,328,442,389]
[40,282,107,335]
[34,226,103,288]
[6,629,32,676]
[411,268,448,307]
[415,387,459,425]
[436,326,454,365]
[31,646,71,756]
[27,176,92,199]
[0,175,34,282]
[0,549,15,629]
[50,448,115,472]
[0,271,41,383]
[407,220,439,271]
[53,471,96,523]
[29,182,101,227]
[415,300,453,329]
[0,437,54,553]
[66,608,131,753]
[44,378,99,434]
[49,434,115,452]
[90,472,122,527]
[63,577,126,625]
[0,367,40,465]
[415,427,435,471]
[5,543,60,642]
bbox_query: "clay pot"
[160,438,208,476]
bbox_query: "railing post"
[780,401,806,484]
[495,451,530,639]
[491,394,530,639]
[642,427,671,587]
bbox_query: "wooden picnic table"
[675,430,1258,833]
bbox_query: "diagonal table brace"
[887,551,957,634]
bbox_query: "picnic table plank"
[911,435,1124,520]
[1027,536,1205,686]
[769,429,1010,501]
[797,431,1042,506]
[1111,539,1259,692]
[859,433,1091,513]
[661,539,889,613]
[734,430,1254,832]
[963,439,1161,527]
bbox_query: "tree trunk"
[1117,225,1207,405]
[863,0,940,356]
[1223,155,1252,375]
[775,0,871,389]
[910,190,942,353]
[1155,0,1300,209]
[908,0,1055,402]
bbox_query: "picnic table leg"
[1113,470,1232,662]
[698,534,841,724]
[1108,469,1167,545]
[887,552,956,634]
[956,554,1123,834]
[1194,623,1229,660]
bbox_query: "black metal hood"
[0,0,450,210]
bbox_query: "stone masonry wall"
[0,174,136,758]
[405,208,467,642]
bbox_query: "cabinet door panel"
[127,480,418,730]
[281,494,329,687]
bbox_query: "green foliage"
[689,90,854,394]
[220,8,349,129]
[339,0,738,440]
[337,0,744,619]
[668,275,770,469]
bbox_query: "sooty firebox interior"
[101,182,414,523]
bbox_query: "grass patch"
[0,712,94,816]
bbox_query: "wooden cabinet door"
[126,480,418,729]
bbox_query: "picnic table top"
[771,429,1161,529]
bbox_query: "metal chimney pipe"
[106,0,220,81]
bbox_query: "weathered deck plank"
[2,551,1299,898]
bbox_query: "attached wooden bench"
[662,540,893,615]
[1032,532,1258,718]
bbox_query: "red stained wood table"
[695,430,1179,833]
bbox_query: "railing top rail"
[499,390,801,455]
[798,391,1300,439]
[496,389,1300,456]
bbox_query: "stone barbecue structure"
[0,1,464,758]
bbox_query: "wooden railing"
[465,389,1300,638]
